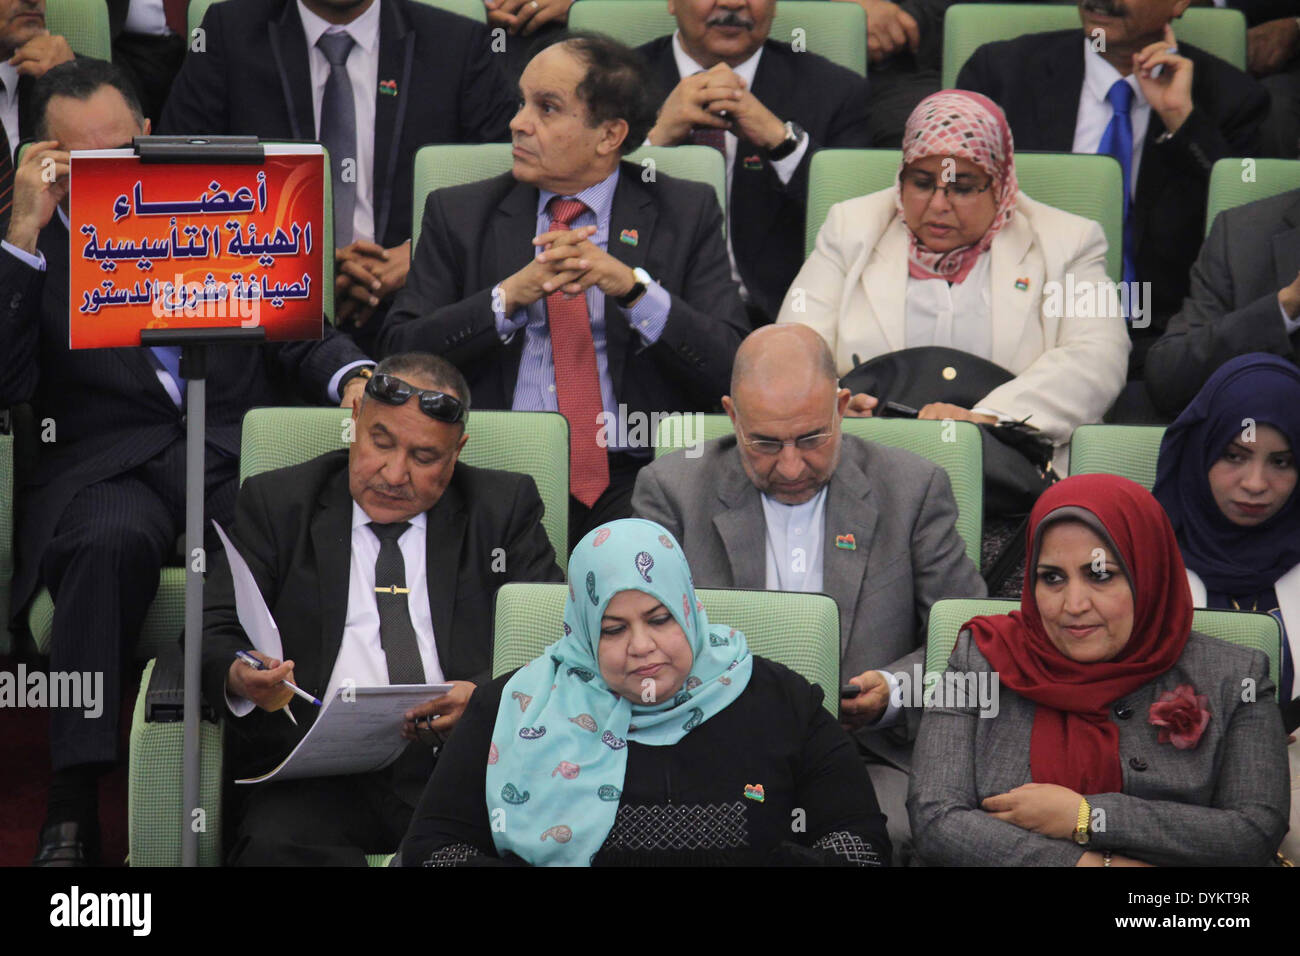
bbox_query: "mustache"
[1080,0,1125,17]
[369,482,414,500]
[707,10,754,28]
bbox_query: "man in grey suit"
[1145,187,1300,418]
[631,324,986,859]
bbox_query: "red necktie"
[163,0,188,36]
[689,126,726,154]
[545,197,610,508]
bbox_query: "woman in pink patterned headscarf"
[776,89,1128,463]
[897,90,1018,285]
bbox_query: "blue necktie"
[150,345,186,407]
[317,31,357,248]
[1097,79,1137,303]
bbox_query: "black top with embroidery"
[402,656,890,866]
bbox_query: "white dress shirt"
[228,503,444,716]
[903,252,993,359]
[1072,39,1151,201]
[0,61,20,155]
[297,0,379,244]
[670,31,809,294]
[124,0,173,36]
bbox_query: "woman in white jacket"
[1153,352,1300,860]
[776,90,1129,469]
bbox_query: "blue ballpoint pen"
[234,650,323,724]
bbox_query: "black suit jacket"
[0,217,368,615]
[158,0,516,249]
[1145,188,1300,416]
[379,162,749,416]
[636,37,872,321]
[200,448,564,778]
[957,30,1269,346]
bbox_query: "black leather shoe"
[33,821,98,867]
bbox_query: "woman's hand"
[981,782,1082,839]
[917,402,996,425]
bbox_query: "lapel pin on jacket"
[743,783,765,802]
[835,533,856,551]
[379,79,398,96]
[1014,277,1029,291]
[619,228,638,246]
[742,154,762,170]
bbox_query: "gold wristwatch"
[1073,798,1091,845]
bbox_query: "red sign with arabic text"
[68,150,325,349]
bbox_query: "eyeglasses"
[737,423,834,456]
[365,372,467,424]
[900,170,994,205]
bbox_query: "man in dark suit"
[631,323,986,861]
[0,0,76,237]
[381,33,748,548]
[0,59,373,865]
[159,0,518,348]
[956,0,1269,381]
[107,0,188,126]
[1145,188,1300,415]
[637,0,871,325]
[201,351,563,865]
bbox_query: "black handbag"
[838,346,1057,518]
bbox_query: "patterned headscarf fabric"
[897,89,1019,285]
[1153,353,1300,595]
[485,518,753,866]
[965,475,1193,795]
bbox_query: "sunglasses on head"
[365,372,466,424]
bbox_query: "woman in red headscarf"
[775,90,1129,473]
[908,474,1289,866]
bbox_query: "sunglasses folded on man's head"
[365,372,466,424]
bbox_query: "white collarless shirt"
[1072,39,1151,202]
[297,0,379,243]
[669,31,809,296]
[903,252,993,359]
[761,486,828,593]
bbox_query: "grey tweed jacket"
[632,433,987,770]
[908,630,1290,866]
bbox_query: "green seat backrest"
[1068,424,1166,491]
[942,4,1246,89]
[568,0,866,76]
[492,582,841,715]
[926,598,1284,686]
[46,0,112,59]
[1206,158,1300,237]
[805,148,1123,281]
[240,407,571,571]
[190,0,483,37]
[653,414,983,568]
[410,143,728,246]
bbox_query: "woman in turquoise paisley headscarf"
[485,517,753,865]
[402,518,890,867]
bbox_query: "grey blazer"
[631,433,987,769]
[908,631,1290,866]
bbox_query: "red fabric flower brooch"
[1148,684,1211,750]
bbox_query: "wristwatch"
[615,267,652,308]
[340,365,374,389]
[1073,797,1092,845]
[767,121,805,161]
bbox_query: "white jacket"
[777,188,1130,462]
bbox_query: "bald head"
[722,325,849,505]
[730,325,838,402]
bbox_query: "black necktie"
[368,521,425,684]
[0,78,15,238]
[317,31,357,247]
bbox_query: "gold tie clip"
[375,585,410,595]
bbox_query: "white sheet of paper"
[235,684,452,784]
[212,519,283,661]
